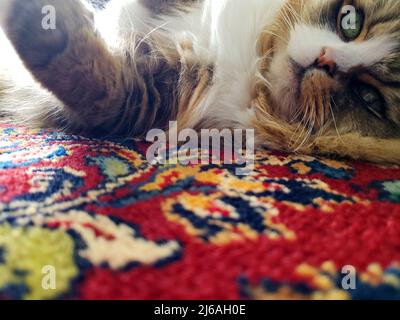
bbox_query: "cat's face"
[266,0,400,145]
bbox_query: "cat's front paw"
[1,0,93,69]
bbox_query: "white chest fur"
[192,0,285,129]
[101,0,285,129]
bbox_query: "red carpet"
[0,120,399,300]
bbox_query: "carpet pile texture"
[0,120,399,300]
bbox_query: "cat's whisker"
[281,2,302,31]
[133,22,169,55]
[330,98,344,144]
[255,72,272,90]
[290,100,308,125]
[261,30,288,45]
[292,99,311,150]
[280,9,294,30]
[292,102,307,135]
[290,108,303,123]
[298,98,318,151]
[316,94,325,130]
[314,96,327,140]
[290,116,304,148]
[255,49,273,89]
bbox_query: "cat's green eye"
[354,84,385,119]
[339,9,364,41]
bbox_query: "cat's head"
[257,0,400,163]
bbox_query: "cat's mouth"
[288,59,338,130]
[290,59,336,93]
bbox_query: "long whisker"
[292,98,311,149]
[330,98,344,143]
[296,97,319,151]
[260,30,288,45]
[133,22,169,55]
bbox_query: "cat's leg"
[0,0,128,133]
[0,0,179,136]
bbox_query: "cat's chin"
[267,55,338,130]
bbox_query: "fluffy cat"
[0,0,400,164]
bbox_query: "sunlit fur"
[1,0,400,164]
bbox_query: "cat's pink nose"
[315,47,337,76]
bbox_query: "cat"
[0,0,400,164]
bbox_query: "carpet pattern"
[0,120,400,300]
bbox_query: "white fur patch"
[288,24,396,71]
[181,0,285,128]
